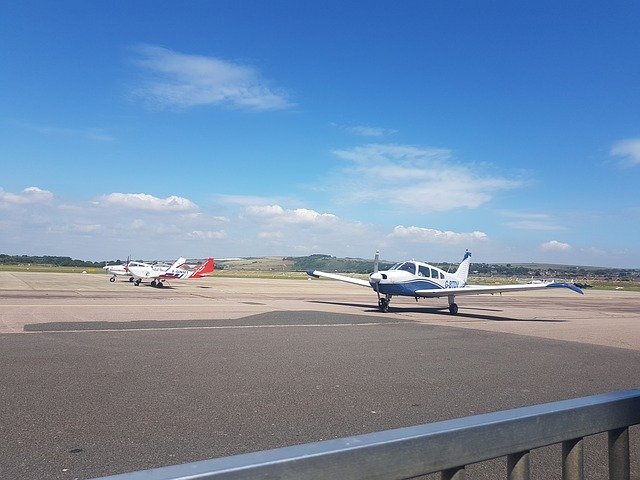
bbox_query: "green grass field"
[0,264,100,274]
[1,264,638,291]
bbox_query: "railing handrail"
[94,389,640,480]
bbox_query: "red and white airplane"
[127,257,214,287]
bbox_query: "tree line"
[0,254,106,268]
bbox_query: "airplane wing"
[415,282,583,298]
[307,270,372,288]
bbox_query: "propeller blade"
[373,250,380,273]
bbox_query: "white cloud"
[0,186,53,206]
[130,219,146,230]
[611,139,640,166]
[348,125,397,137]
[330,144,522,212]
[390,225,488,244]
[100,193,197,211]
[131,44,293,111]
[245,204,285,218]
[541,240,571,251]
[500,211,565,231]
[188,230,227,240]
[288,208,338,224]
[73,224,102,234]
[216,194,288,206]
[258,231,284,239]
[244,204,337,224]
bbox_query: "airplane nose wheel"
[378,298,390,313]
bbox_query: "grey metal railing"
[94,389,640,480]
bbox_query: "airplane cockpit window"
[397,262,417,274]
[390,262,403,270]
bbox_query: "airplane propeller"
[371,250,382,303]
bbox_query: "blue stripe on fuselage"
[371,279,443,296]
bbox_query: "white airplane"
[127,257,214,287]
[103,257,170,283]
[307,250,583,315]
[103,262,131,282]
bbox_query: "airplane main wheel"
[449,303,459,315]
[135,279,141,286]
[157,281,164,288]
[151,280,157,287]
[129,277,134,282]
[109,277,115,283]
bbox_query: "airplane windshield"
[394,262,417,274]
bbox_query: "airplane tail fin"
[190,258,214,278]
[454,250,472,283]
[169,257,187,271]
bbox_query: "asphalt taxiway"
[0,272,638,479]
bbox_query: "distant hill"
[217,255,639,281]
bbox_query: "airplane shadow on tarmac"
[307,300,567,323]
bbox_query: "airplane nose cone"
[370,272,383,283]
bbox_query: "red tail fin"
[190,258,214,278]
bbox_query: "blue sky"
[1,1,639,267]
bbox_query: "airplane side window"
[440,272,444,279]
[419,265,429,277]
[431,268,438,278]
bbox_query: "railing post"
[441,466,465,479]
[507,451,530,480]
[562,437,583,480]
[608,427,630,480]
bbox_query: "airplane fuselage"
[369,261,464,297]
